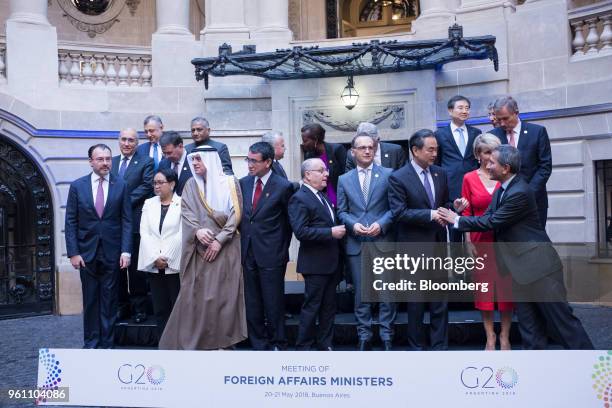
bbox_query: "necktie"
[507,130,516,148]
[361,168,370,203]
[317,191,334,221]
[456,128,466,156]
[95,177,105,218]
[252,178,263,209]
[496,186,505,207]
[152,143,159,171]
[118,157,128,179]
[421,169,435,209]
[172,161,179,176]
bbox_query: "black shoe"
[358,340,372,351]
[383,340,393,351]
[133,313,147,324]
[116,307,130,321]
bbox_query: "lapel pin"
[134,161,138,164]
[384,154,389,158]
[434,173,438,177]
[265,193,270,197]
[375,173,379,178]
[183,166,187,171]
[523,130,528,134]
[329,160,333,164]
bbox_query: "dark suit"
[345,142,406,171]
[491,122,552,227]
[304,142,347,204]
[136,141,162,170]
[239,172,293,350]
[456,176,593,349]
[271,160,288,179]
[65,173,132,348]
[158,154,192,196]
[388,163,451,350]
[111,153,154,317]
[289,184,341,350]
[185,139,233,175]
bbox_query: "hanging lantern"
[341,76,359,110]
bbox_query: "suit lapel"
[111,156,120,177]
[305,186,333,224]
[407,164,432,208]
[351,169,365,207]
[445,126,463,157]
[104,176,118,217]
[251,174,275,217]
[124,156,140,179]
[431,167,443,207]
[465,127,478,159]
[367,165,382,204]
[85,175,97,215]
[380,144,391,168]
[517,123,527,150]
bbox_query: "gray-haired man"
[186,116,234,175]
[345,122,406,171]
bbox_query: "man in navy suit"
[439,146,592,350]
[185,117,233,175]
[289,158,346,350]
[158,131,192,196]
[137,115,164,172]
[337,134,396,351]
[434,95,481,243]
[345,122,406,171]
[262,131,289,180]
[388,129,465,350]
[239,142,294,350]
[111,128,154,323]
[65,144,132,348]
[490,96,552,227]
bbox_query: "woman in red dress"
[461,133,513,350]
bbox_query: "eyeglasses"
[354,146,374,151]
[153,181,169,186]
[244,158,266,165]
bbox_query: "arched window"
[359,0,417,22]
[340,0,419,38]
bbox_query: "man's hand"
[431,210,448,227]
[353,223,369,236]
[154,257,168,270]
[196,228,215,246]
[366,222,382,237]
[453,197,469,213]
[437,207,458,224]
[70,255,85,270]
[119,254,131,269]
[204,240,222,262]
[332,225,346,239]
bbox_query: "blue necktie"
[456,128,466,157]
[152,143,159,171]
[118,157,128,179]
[422,169,435,209]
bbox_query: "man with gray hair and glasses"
[345,122,406,171]
[262,130,288,179]
[186,116,234,175]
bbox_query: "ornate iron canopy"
[192,24,498,89]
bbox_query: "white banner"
[36,348,610,407]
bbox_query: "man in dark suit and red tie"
[434,95,481,243]
[111,128,154,323]
[65,144,132,348]
[489,96,552,227]
[239,142,294,350]
[289,158,346,350]
[388,129,466,351]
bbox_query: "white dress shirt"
[90,173,109,205]
[304,183,335,221]
[411,160,436,220]
[450,122,468,155]
[251,169,272,203]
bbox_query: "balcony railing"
[57,41,152,88]
[569,0,612,60]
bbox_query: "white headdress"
[187,146,232,214]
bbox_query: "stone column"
[200,0,251,55]
[6,0,59,96]
[253,0,293,48]
[412,0,456,31]
[152,0,198,87]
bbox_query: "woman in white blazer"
[138,168,182,339]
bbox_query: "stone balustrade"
[57,42,152,87]
[0,36,6,85]
[569,0,612,60]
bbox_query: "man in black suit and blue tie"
[158,132,192,196]
[337,134,396,351]
[289,158,346,350]
[388,129,466,350]
[434,95,482,243]
[137,115,164,172]
[439,145,592,350]
[65,144,132,348]
[185,117,234,175]
[111,128,154,323]
[240,142,294,350]
[489,96,552,227]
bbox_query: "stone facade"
[0,0,611,313]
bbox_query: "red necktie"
[252,178,263,209]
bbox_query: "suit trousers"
[81,251,119,349]
[296,274,337,350]
[407,301,449,351]
[514,271,593,350]
[148,269,180,340]
[243,247,287,350]
[348,254,396,341]
[118,234,148,315]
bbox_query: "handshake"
[431,198,469,227]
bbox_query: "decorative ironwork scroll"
[192,24,499,89]
[303,104,405,131]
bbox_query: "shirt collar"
[511,119,522,136]
[450,121,467,134]
[120,154,133,161]
[501,174,516,191]
[255,169,273,186]
[91,173,107,183]
[356,162,374,172]
[304,182,322,197]
[411,159,429,174]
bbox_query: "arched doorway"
[0,135,54,318]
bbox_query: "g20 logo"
[118,364,166,385]
[461,366,518,389]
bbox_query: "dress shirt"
[507,119,522,149]
[149,141,163,163]
[251,169,272,203]
[450,122,468,154]
[411,160,436,220]
[357,162,374,192]
[304,182,335,221]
